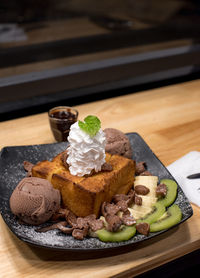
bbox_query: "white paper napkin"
[167,151,200,207]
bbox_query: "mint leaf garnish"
[78,115,101,137]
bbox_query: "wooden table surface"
[0,80,200,278]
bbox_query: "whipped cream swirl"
[67,121,106,176]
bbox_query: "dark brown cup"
[48,106,78,142]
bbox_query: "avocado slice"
[158,179,178,207]
[136,202,166,224]
[96,225,136,242]
[150,204,182,232]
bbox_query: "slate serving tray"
[0,133,193,255]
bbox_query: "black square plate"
[0,133,193,255]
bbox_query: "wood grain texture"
[0,79,200,277]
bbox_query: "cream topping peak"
[67,121,106,176]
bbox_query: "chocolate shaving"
[57,224,74,234]
[51,208,69,221]
[36,221,67,233]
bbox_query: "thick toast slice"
[32,152,135,217]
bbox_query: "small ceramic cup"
[48,106,78,142]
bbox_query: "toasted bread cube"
[32,152,135,217]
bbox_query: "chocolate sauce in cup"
[48,106,78,142]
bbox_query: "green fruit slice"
[96,225,136,242]
[150,204,182,232]
[158,179,178,207]
[136,202,166,224]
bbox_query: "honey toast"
[32,152,135,217]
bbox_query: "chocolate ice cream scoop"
[10,177,61,225]
[104,128,133,159]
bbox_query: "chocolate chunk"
[37,210,104,239]
[101,202,120,217]
[134,195,142,206]
[106,214,122,232]
[101,162,113,171]
[156,183,167,198]
[136,222,150,236]
[67,211,77,227]
[112,190,135,207]
[139,171,152,176]
[73,214,104,232]
[127,189,135,206]
[135,185,150,195]
[116,200,128,212]
[135,161,147,175]
[72,228,87,240]
[88,218,104,231]
[112,194,130,203]
[23,161,34,177]
[84,214,96,222]
[76,217,89,230]
[122,210,136,226]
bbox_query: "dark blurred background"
[1,0,200,121]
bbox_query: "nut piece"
[135,185,150,195]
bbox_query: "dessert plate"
[0,133,193,255]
